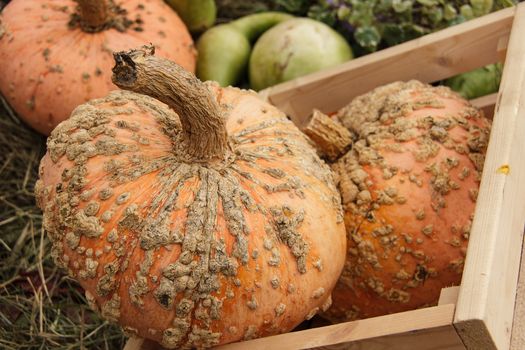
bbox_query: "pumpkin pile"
[35,46,347,348]
[304,81,491,321]
[0,0,195,135]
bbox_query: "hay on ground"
[0,98,125,350]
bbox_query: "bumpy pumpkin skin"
[35,50,346,348]
[0,0,196,135]
[323,81,491,321]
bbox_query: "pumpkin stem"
[76,0,109,32]
[302,110,352,162]
[111,45,229,162]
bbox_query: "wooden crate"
[125,4,525,350]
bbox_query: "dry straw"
[0,97,125,349]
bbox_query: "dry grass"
[0,99,126,349]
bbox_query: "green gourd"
[196,12,293,87]
[250,18,353,91]
[166,0,217,33]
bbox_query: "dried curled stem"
[112,45,229,162]
[302,109,352,162]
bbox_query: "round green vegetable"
[249,18,353,91]
[444,63,502,100]
[166,0,217,33]
[196,12,293,87]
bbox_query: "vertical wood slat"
[470,93,497,119]
[454,3,525,350]
[510,232,525,349]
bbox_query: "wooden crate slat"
[307,325,464,350]
[260,7,514,126]
[510,231,525,349]
[323,326,464,350]
[470,93,498,119]
[123,337,148,350]
[438,287,461,306]
[215,305,459,350]
[454,3,525,350]
[123,293,464,350]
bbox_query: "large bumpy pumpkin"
[0,0,195,135]
[35,46,346,348]
[309,81,491,321]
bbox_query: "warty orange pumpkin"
[0,0,196,135]
[35,46,347,348]
[306,81,491,322]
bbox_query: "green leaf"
[444,63,503,99]
[448,14,468,25]
[470,0,494,17]
[443,4,457,21]
[337,6,352,21]
[349,0,376,26]
[400,23,428,40]
[460,4,475,19]
[354,25,382,51]
[392,0,413,13]
[308,5,338,27]
[416,0,438,6]
[495,0,517,9]
[426,6,443,24]
[377,0,395,13]
[382,24,405,46]
[274,0,312,14]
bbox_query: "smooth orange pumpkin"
[319,81,491,321]
[35,46,346,348]
[0,0,196,135]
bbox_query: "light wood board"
[216,305,460,350]
[470,93,497,119]
[510,231,525,350]
[454,3,525,350]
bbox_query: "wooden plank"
[125,326,464,350]
[308,325,464,350]
[497,34,510,62]
[124,338,167,350]
[438,287,460,306]
[124,300,461,350]
[261,7,514,126]
[124,325,463,350]
[454,3,525,350]
[510,231,525,350]
[123,337,146,350]
[470,93,497,119]
[216,305,458,350]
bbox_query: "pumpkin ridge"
[232,126,340,206]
